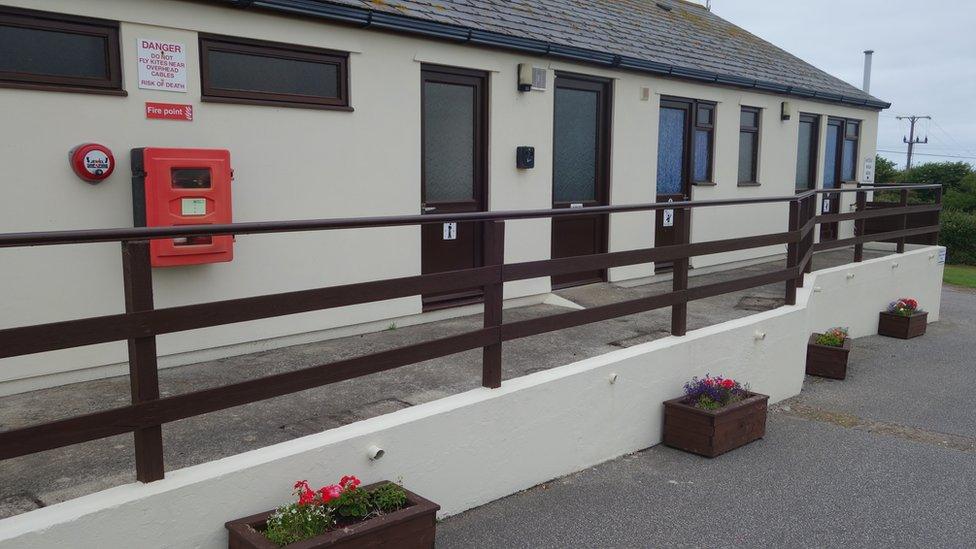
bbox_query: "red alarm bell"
[69,143,115,183]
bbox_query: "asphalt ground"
[436,284,976,549]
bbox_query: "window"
[738,106,761,185]
[200,34,350,110]
[0,6,123,95]
[824,117,860,185]
[693,103,715,184]
[795,114,820,191]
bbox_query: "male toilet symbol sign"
[443,222,458,240]
[663,198,675,227]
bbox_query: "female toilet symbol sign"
[443,222,458,240]
[663,199,675,227]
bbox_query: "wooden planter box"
[226,483,439,549]
[878,311,928,339]
[662,391,768,458]
[806,334,852,380]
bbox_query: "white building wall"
[0,0,880,393]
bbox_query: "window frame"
[0,6,124,96]
[795,113,820,192]
[692,101,716,186]
[737,106,761,186]
[826,116,861,185]
[199,33,351,111]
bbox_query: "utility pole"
[896,115,930,169]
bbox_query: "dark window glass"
[842,138,857,181]
[846,121,859,138]
[0,7,122,93]
[693,129,711,183]
[200,35,349,109]
[207,50,339,98]
[656,106,686,195]
[823,122,842,188]
[0,26,107,78]
[795,114,819,191]
[172,169,212,189]
[738,107,760,183]
[740,109,759,129]
[423,81,475,202]
[554,87,599,202]
[696,106,712,126]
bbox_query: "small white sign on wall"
[138,39,187,92]
[938,249,947,264]
[862,156,875,183]
[822,198,831,212]
[662,198,674,227]
[443,222,457,241]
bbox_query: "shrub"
[887,298,921,317]
[682,375,748,410]
[815,327,848,347]
[371,482,408,513]
[264,477,412,546]
[940,210,976,265]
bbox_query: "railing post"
[932,186,943,246]
[854,189,867,262]
[785,199,799,305]
[804,194,814,275]
[897,188,909,253]
[671,206,689,337]
[481,220,505,389]
[121,241,165,482]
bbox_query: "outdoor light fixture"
[780,101,793,121]
[517,63,546,92]
[754,330,767,341]
[609,373,619,384]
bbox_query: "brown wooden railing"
[0,184,942,482]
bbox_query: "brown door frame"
[550,71,613,289]
[654,96,697,271]
[420,64,489,309]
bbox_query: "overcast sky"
[710,0,976,169]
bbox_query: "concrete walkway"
[0,249,877,518]
[436,285,976,549]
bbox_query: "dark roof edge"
[217,0,891,110]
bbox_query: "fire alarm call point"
[131,148,233,267]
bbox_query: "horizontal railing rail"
[0,184,943,482]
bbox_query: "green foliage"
[944,265,976,289]
[874,155,899,183]
[264,503,334,547]
[943,174,976,213]
[332,486,372,520]
[898,161,973,192]
[940,210,976,265]
[371,482,408,513]
[815,327,848,347]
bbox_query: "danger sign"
[138,38,187,92]
[146,102,193,121]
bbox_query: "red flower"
[297,487,316,506]
[721,378,735,389]
[319,484,343,503]
[340,475,361,490]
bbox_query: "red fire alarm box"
[131,148,233,267]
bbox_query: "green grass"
[944,264,976,288]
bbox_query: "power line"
[877,149,976,161]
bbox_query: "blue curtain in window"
[693,130,710,183]
[657,107,686,195]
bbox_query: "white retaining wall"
[0,247,944,548]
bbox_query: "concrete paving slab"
[0,249,882,518]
